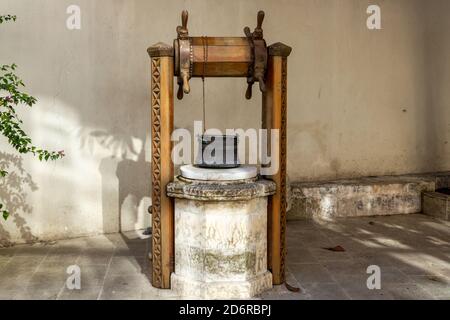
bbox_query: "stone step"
[288,172,450,220]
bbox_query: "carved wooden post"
[147,43,174,289]
[263,43,292,285]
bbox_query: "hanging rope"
[201,36,208,133]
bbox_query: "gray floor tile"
[14,287,61,300]
[1,214,449,300]
[410,275,450,298]
[27,271,67,288]
[13,245,52,256]
[76,252,113,266]
[286,248,317,264]
[322,260,371,279]
[302,283,350,300]
[0,247,16,257]
[57,286,102,300]
[1,256,45,273]
[345,287,395,300]
[100,274,152,300]
[289,263,335,284]
[78,265,109,288]
[384,283,435,300]
[308,247,352,262]
[107,256,146,275]
[44,253,80,265]
[0,274,33,291]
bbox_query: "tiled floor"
[0,214,449,300]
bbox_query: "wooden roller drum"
[175,37,252,78]
[174,10,268,100]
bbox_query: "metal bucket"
[195,134,240,168]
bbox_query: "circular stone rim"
[167,178,276,201]
[180,165,257,181]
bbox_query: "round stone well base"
[171,271,273,300]
[167,166,276,299]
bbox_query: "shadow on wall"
[80,130,151,234]
[0,152,38,246]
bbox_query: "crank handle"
[182,72,190,94]
[257,75,266,92]
[245,83,253,100]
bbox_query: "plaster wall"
[0,0,449,242]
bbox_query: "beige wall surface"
[0,0,449,243]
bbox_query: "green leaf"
[2,210,9,221]
[0,15,17,24]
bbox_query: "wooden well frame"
[147,16,291,289]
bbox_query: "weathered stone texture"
[169,177,274,299]
[167,177,276,201]
[171,271,272,300]
[423,192,450,220]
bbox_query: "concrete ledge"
[288,172,450,220]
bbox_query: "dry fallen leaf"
[323,245,346,252]
[285,282,301,293]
